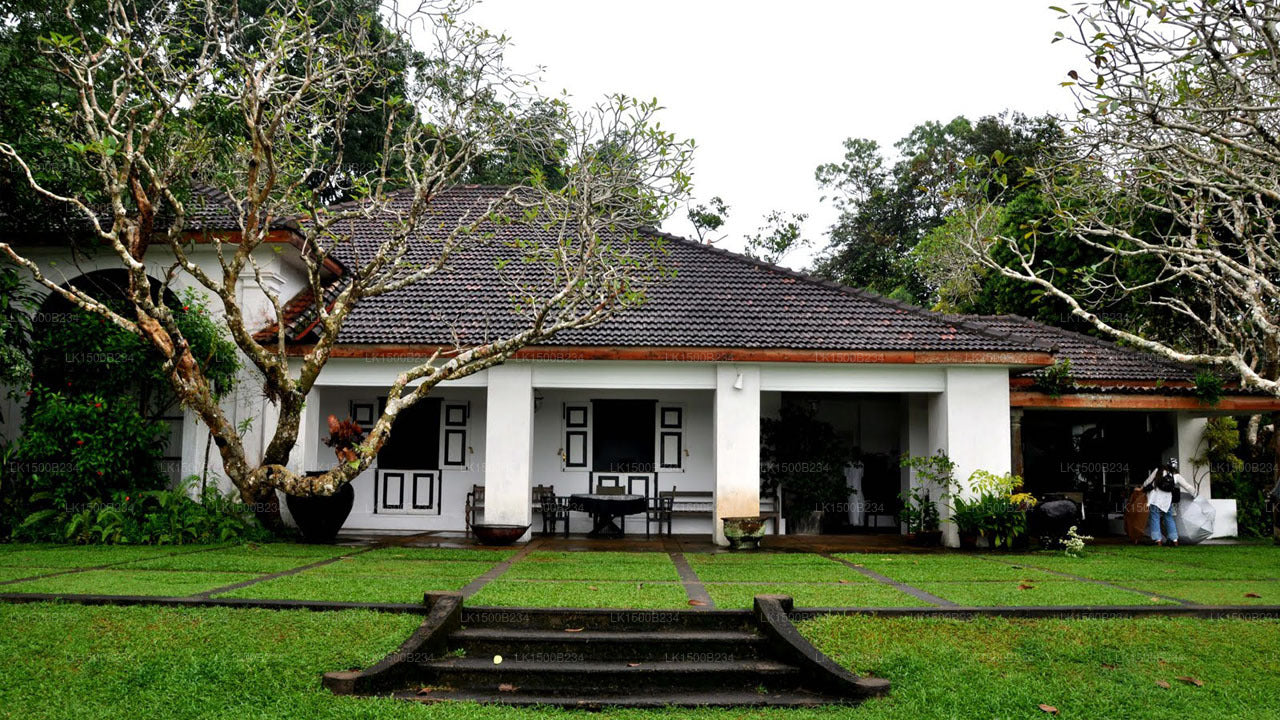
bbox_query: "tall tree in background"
[813,114,1060,305]
[0,0,693,528]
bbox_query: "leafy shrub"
[950,470,1037,548]
[3,286,239,536]
[898,452,958,534]
[9,386,170,513]
[17,478,270,544]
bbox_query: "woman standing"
[1140,458,1197,546]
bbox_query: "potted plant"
[898,452,957,546]
[899,486,942,546]
[722,516,766,550]
[286,415,363,543]
[947,471,1037,550]
[760,399,856,535]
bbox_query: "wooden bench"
[670,490,714,518]
[670,489,782,534]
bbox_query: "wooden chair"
[464,484,484,536]
[595,475,624,493]
[646,486,675,538]
[540,495,571,537]
[594,477,626,531]
[532,484,556,507]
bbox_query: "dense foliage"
[3,285,241,540]
[813,114,1061,307]
[15,478,271,544]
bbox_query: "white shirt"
[1143,469,1197,513]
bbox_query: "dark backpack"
[1155,471,1176,493]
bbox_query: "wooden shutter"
[657,405,684,471]
[563,404,590,469]
[441,402,469,468]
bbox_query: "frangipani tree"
[0,0,693,527]
[958,0,1280,397]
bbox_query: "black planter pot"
[285,481,355,544]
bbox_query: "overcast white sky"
[466,1,1081,268]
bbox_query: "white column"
[1175,412,1210,496]
[294,388,320,474]
[713,364,760,545]
[929,367,1012,547]
[901,394,931,532]
[483,363,535,536]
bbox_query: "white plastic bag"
[1175,495,1217,545]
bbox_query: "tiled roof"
[252,278,351,343]
[966,314,1198,382]
[290,185,1051,354]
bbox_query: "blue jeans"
[1148,505,1178,543]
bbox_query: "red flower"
[76,439,84,446]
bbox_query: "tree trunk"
[245,484,285,534]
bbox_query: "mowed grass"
[469,580,689,609]
[0,542,1275,609]
[215,550,509,604]
[1,569,258,596]
[503,551,679,581]
[803,614,1280,720]
[686,553,868,582]
[917,580,1176,607]
[2,603,1278,719]
[1123,580,1280,606]
[705,582,927,609]
[840,553,1059,583]
[0,544,216,569]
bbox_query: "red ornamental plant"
[323,415,366,465]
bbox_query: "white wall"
[929,366,1013,546]
[483,363,535,537]
[713,365,761,545]
[5,243,311,497]
[1175,412,1211,497]
[305,385,487,532]
[531,387,714,536]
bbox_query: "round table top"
[569,493,647,515]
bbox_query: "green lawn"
[2,603,1278,719]
[687,553,869,582]
[502,551,679,581]
[0,542,1276,609]
[705,582,927,609]
[916,580,1176,607]
[2,569,258,596]
[839,553,1060,583]
[468,579,690,608]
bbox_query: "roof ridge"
[647,231,1057,354]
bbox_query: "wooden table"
[569,493,648,537]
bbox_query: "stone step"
[397,687,857,708]
[415,657,803,693]
[450,627,768,661]
[459,606,754,633]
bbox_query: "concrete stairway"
[324,593,889,708]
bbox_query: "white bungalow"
[5,186,1275,544]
